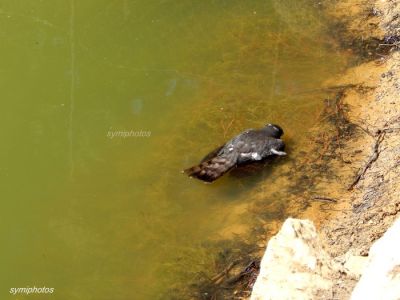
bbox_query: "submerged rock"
[250,218,340,300]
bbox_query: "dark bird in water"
[183,124,286,182]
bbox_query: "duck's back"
[221,128,284,159]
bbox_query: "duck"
[183,123,286,182]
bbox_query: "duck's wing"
[184,151,239,182]
[199,128,256,162]
[230,132,286,163]
[200,144,225,163]
[225,129,267,163]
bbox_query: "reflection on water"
[0,1,350,299]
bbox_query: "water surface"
[0,1,349,299]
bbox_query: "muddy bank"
[320,0,400,296]
[252,0,400,298]
[321,0,400,257]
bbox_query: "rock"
[251,218,340,300]
[335,250,369,279]
[343,252,368,279]
[351,218,400,300]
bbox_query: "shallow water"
[0,1,350,299]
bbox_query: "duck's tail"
[183,153,237,182]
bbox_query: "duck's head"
[264,123,284,138]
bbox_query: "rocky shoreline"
[251,0,400,299]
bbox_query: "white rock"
[342,250,369,279]
[251,218,339,300]
[351,218,400,300]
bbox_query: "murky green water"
[0,1,349,299]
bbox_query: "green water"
[0,1,349,299]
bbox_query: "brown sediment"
[298,0,400,298]
[318,56,400,297]
[234,0,400,298]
